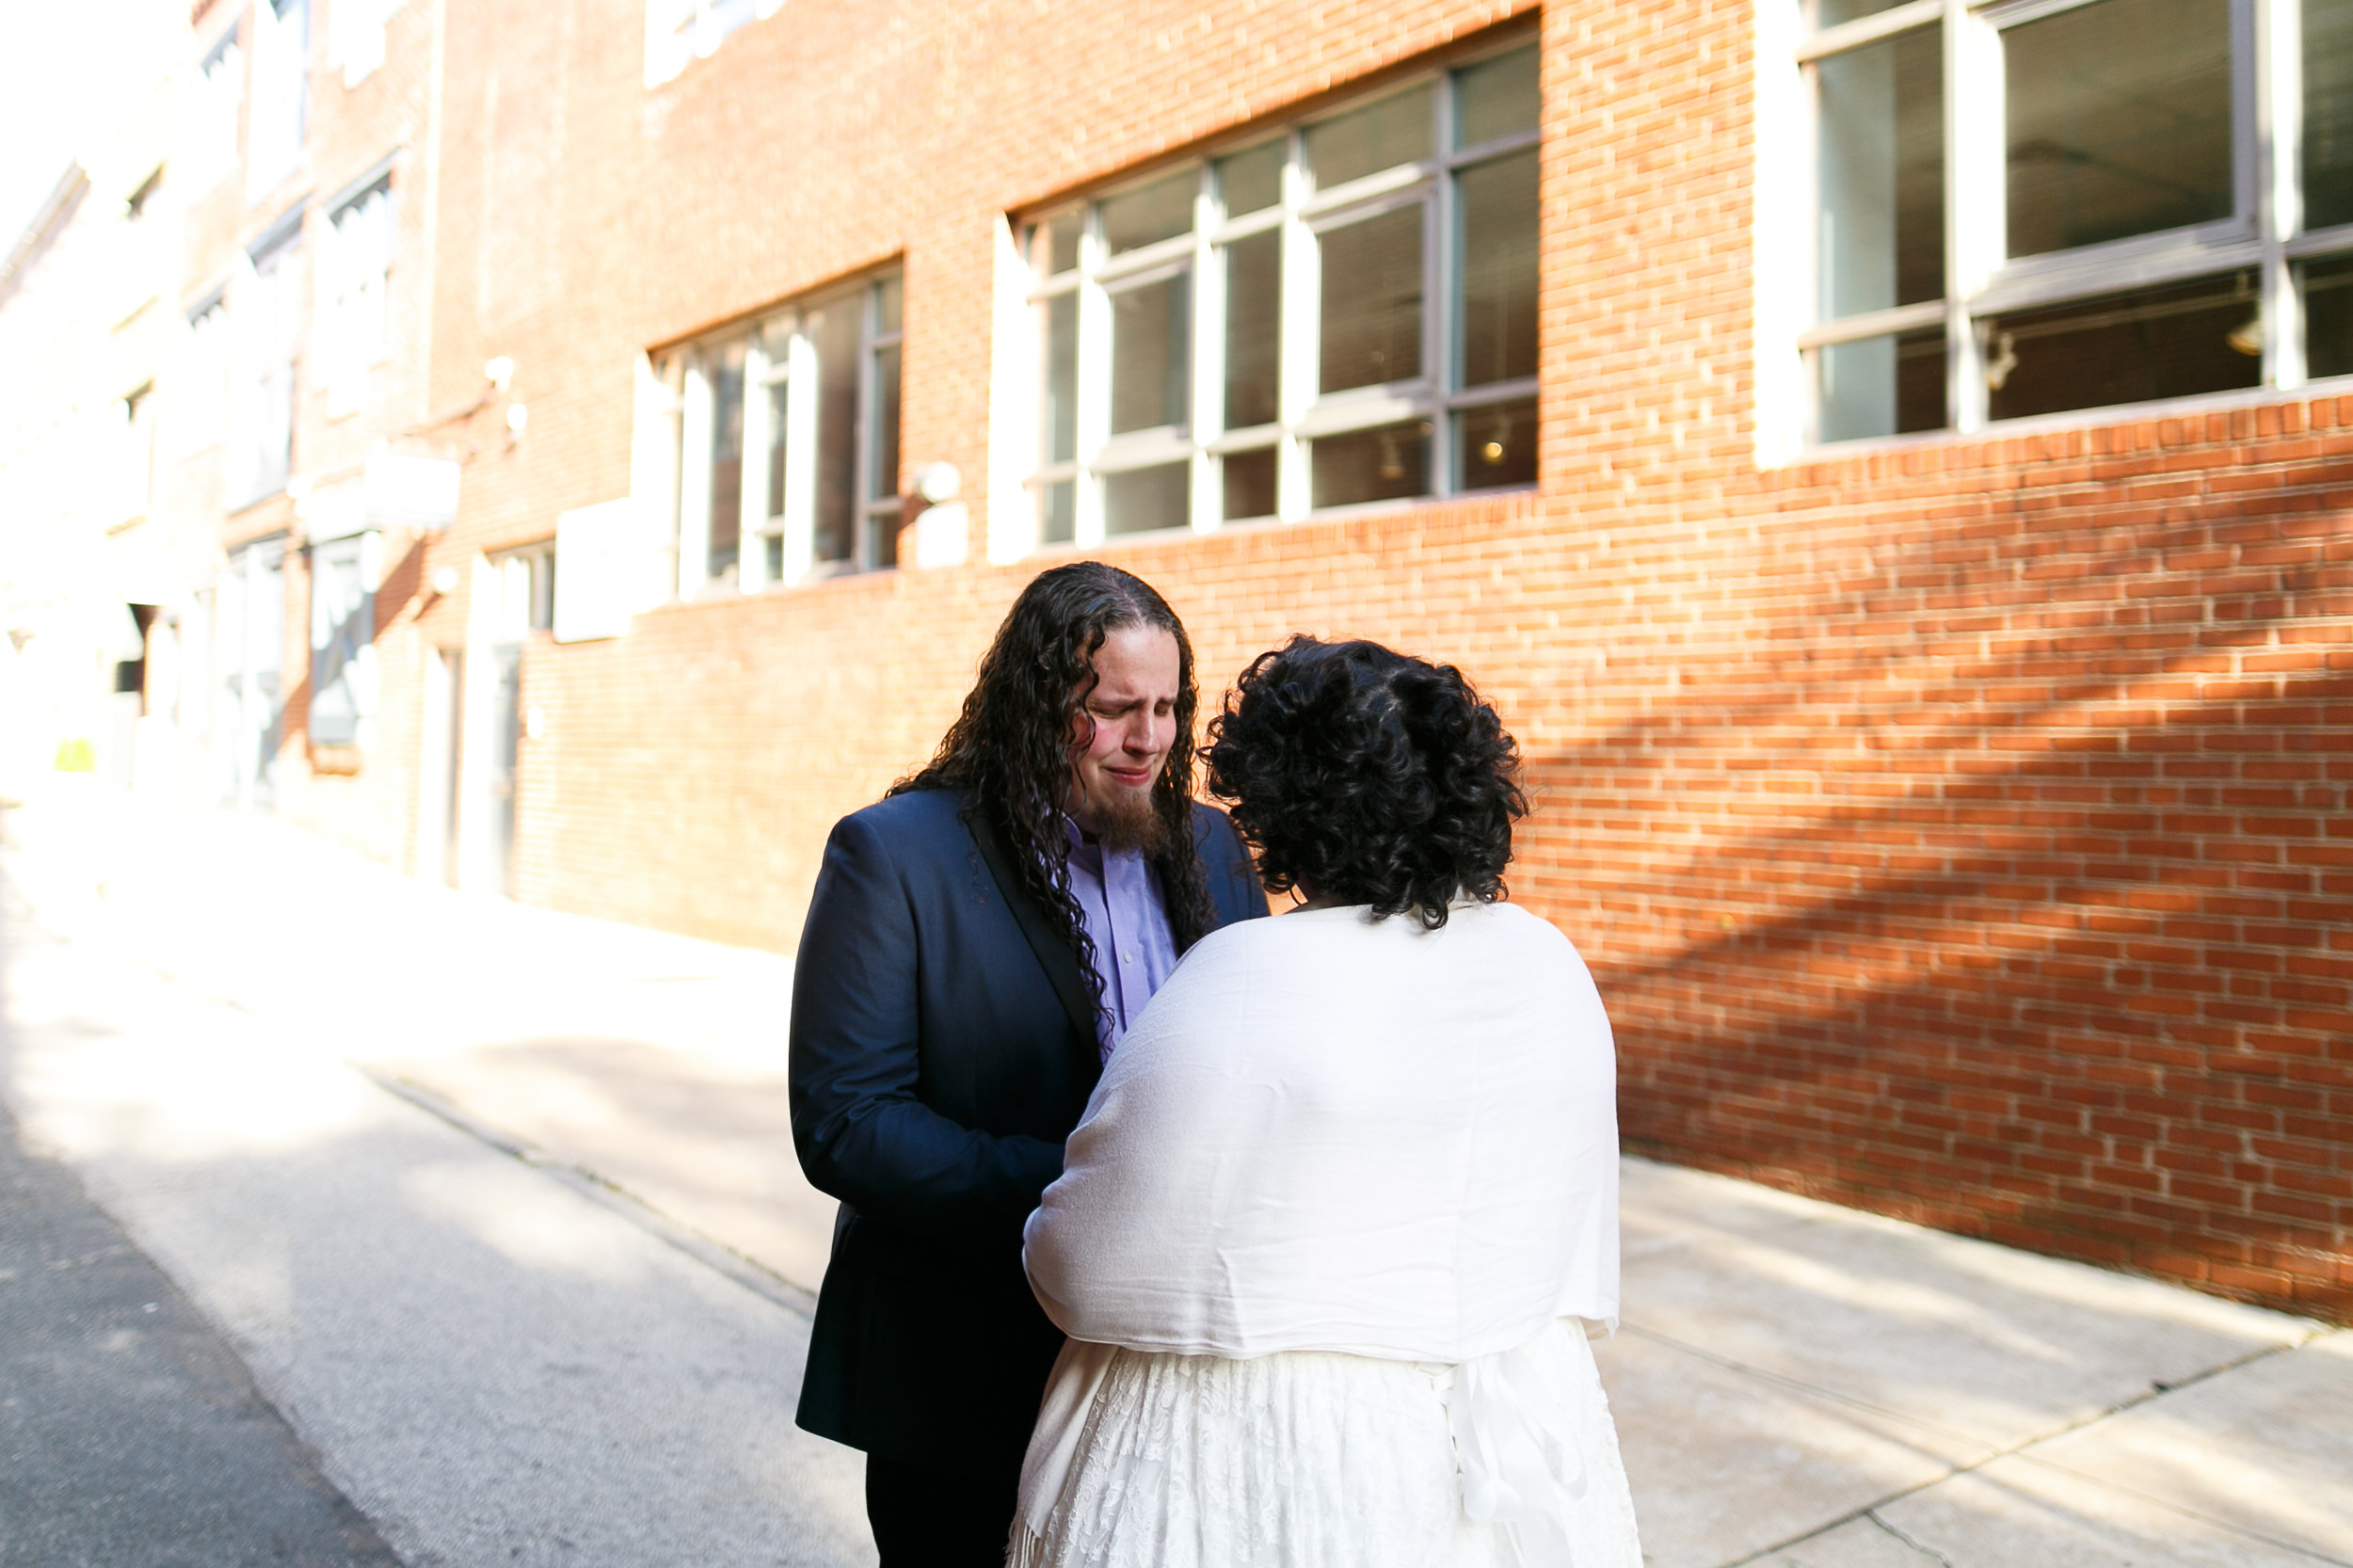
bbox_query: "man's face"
[1068,623,1182,845]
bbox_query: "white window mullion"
[2265,0,2307,386]
[1432,80,1456,497]
[740,333,775,590]
[1948,0,1997,434]
[1190,171,1221,532]
[677,355,714,599]
[1277,128,1317,521]
[1074,223,1112,547]
[782,327,820,584]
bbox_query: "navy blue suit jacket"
[789,787,1266,1467]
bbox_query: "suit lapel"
[968,811,1098,1053]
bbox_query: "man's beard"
[1088,782,1168,856]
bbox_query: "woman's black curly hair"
[1204,636,1526,928]
[891,562,1216,998]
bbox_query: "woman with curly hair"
[1012,636,1640,1568]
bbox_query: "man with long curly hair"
[788,561,1267,1566]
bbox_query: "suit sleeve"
[1203,807,1271,926]
[789,811,1066,1244]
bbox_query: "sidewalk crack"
[1867,1511,1956,1568]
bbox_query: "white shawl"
[1017,899,1621,1559]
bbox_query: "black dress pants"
[865,1450,1023,1568]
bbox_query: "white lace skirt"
[1009,1320,1642,1568]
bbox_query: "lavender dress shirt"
[1063,819,1178,1060]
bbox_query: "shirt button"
[1123,953,1134,964]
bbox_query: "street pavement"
[0,782,2346,1568]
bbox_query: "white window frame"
[115,383,157,524]
[247,0,311,200]
[491,539,556,639]
[177,292,232,456]
[232,224,303,506]
[185,25,244,194]
[653,268,904,600]
[643,0,785,87]
[1019,34,1541,553]
[1784,0,2353,451]
[320,177,394,418]
[307,530,378,749]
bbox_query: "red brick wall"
[280,0,2350,1319]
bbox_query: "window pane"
[765,379,790,520]
[1104,462,1190,535]
[1307,85,1433,188]
[1218,141,1285,216]
[1320,204,1425,392]
[1456,149,1539,387]
[810,299,860,564]
[873,274,903,336]
[869,342,901,499]
[1816,26,1943,319]
[1040,480,1076,545]
[1311,419,1430,507]
[1455,46,1539,148]
[1223,446,1278,520]
[1224,231,1282,428]
[2300,254,2353,376]
[2005,0,2233,259]
[1102,170,1195,254]
[1817,328,1945,441]
[1814,0,1911,25]
[1455,395,1536,489]
[707,338,745,581]
[1043,293,1078,464]
[1983,274,2260,422]
[2305,0,2353,230]
[765,534,783,584]
[1039,213,1082,275]
[1111,270,1191,434]
[867,509,899,569]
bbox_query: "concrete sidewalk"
[3,787,2347,1568]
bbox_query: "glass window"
[1457,148,1540,387]
[657,269,903,594]
[1455,48,1540,147]
[1312,419,1431,508]
[1308,85,1433,188]
[2306,0,2353,231]
[1983,275,2259,422]
[233,235,301,504]
[1104,463,1191,535]
[1816,28,1942,320]
[1794,0,2353,444]
[1025,43,1539,542]
[1319,204,1425,393]
[1223,232,1282,427]
[2303,254,2353,376]
[1455,395,1537,491]
[1110,271,1190,433]
[1817,328,1946,441]
[1218,142,1285,216]
[1102,171,1196,254]
[2003,0,2232,259]
[308,535,372,748]
[1222,447,1279,520]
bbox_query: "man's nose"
[1122,712,1167,754]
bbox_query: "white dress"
[1015,901,1641,1568]
[1013,1320,1642,1568]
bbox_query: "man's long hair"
[891,562,1216,1005]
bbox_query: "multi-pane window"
[1800,0,2353,444]
[307,532,375,748]
[493,541,557,636]
[179,296,231,456]
[186,28,244,192]
[115,384,157,522]
[320,180,393,417]
[1025,39,1540,546]
[329,0,402,88]
[652,270,903,597]
[644,0,781,87]
[215,538,285,808]
[247,0,310,200]
[232,231,303,504]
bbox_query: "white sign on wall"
[553,497,660,643]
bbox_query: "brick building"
[68,0,2353,1319]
